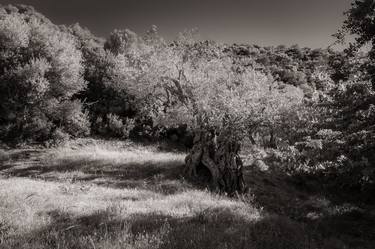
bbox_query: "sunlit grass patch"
[40,142,189,193]
[45,140,186,166]
[0,177,264,249]
[1,139,190,194]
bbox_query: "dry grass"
[0,177,263,248]
[1,139,190,194]
[2,139,371,248]
[47,139,186,166]
[0,140,260,248]
[0,175,316,249]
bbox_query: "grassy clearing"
[0,176,316,249]
[0,139,312,249]
[1,139,374,248]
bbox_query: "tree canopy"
[0,5,89,142]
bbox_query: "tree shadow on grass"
[313,210,375,249]
[0,149,42,170]
[243,166,375,249]
[2,206,313,249]
[1,151,195,194]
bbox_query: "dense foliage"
[0,5,89,143]
[260,0,375,194]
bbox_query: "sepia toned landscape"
[1,1,375,248]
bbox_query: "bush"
[0,5,88,143]
[45,128,71,147]
[56,101,91,137]
[106,113,135,138]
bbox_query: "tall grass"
[0,177,270,249]
[0,139,326,248]
[45,139,186,166]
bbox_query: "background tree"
[338,0,375,85]
[0,5,89,143]
[333,0,375,188]
[283,0,375,191]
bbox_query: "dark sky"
[0,0,353,48]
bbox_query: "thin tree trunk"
[184,130,246,194]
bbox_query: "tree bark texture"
[184,131,246,194]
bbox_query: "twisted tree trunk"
[184,131,246,194]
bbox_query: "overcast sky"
[0,0,353,48]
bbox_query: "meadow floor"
[0,139,374,249]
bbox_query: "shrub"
[56,101,91,137]
[0,5,88,143]
[45,128,71,147]
[106,113,135,138]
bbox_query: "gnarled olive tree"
[108,28,303,194]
